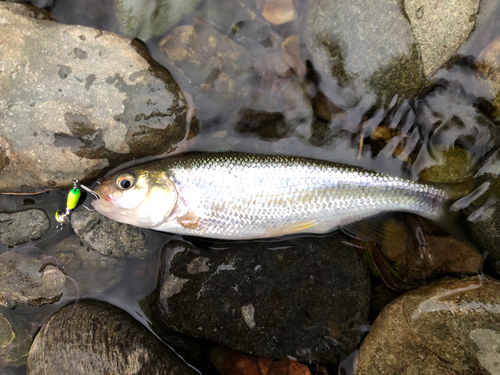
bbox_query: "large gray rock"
[356,277,500,375]
[0,249,66,308]
[0,3,188,193]
[304,0,426,102]
[0,210,50,247]
[405,0,480,78]
[154,236,370,363]
[27,300,199,375]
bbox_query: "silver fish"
[92,153,454,240]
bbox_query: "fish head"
[92,167,178,228]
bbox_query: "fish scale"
[138,153,450,239]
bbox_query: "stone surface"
[476,35,500,118]
[27,299,199,375]
[419,146,476,183]
[0,3,188,193]
[0,249,66,308]
[356,277,500,375]
[154,235,370,363]
[0,210,50,247]
[71,210,149,257]
[405,0,480,78]
[304,0,426,101]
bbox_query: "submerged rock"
[0,210,50,247]
[71,210,149,258]
[0,307,32,367]
[304,0,426,102]
[153,235,370,363]
[27,300,199,375]
[156,18,253,121]
[356,277,500,375]
[114,0,200,40]
[0,3,188,193]
[405,0,479,78]
[0,249,66,308]
[46,235,124,297]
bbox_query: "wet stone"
[153,235,371,363]
[304,0,427,101]
[0,210,50,247]
[0,3,188,193]
[0,249,66,309]
[27,299,199,375]
[356,277,500,375]
[71,210,148,258]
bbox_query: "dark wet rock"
[71,210,148,257]
[304,0,427,102]
[0,249,65,308]
[114,0,201,40]
[153,236,370,363]
[0,3,188,193]
[405,0,479,78]
[156,18,253,121]
[26,299,199,375]
[356,277,500,375]
[0,210,50,247]
[46,235,124,297]
[0,307,32,367]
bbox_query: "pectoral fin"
[177,212,200,229]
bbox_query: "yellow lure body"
[66,188,81,210]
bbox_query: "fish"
[91,152,467,240]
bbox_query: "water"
[1,0,500,373]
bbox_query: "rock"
[114,0,201,40]
[475,35,500,118]
[0,249,66,308]
[304,0,427,101]
[379,217,483,281]
[356,277,500,375]
[0,307,32,367]
[0,210,50,247]
[71,210,149,257]
[258,0,296,25]
[26,300,199,375]
[404,0,480,78]
[156,18,253,121]
[0,3,188,193]
[153,236,370,363]
[45,235,124,297]
[419,146,476,183]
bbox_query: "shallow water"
[2,0,500,373]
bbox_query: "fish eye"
[116,173,136,190]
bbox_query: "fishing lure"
[55,181,99,227]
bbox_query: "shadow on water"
[2,0,500,373]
